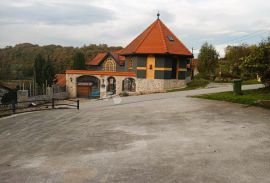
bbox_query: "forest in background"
[0,43,122,80]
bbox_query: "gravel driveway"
[0,84,269,183]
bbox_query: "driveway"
[0,84,270,183]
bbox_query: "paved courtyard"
[0,84,270,183]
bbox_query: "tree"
[34,54,46,87]
[34,54,55,87]
[241,37,270,87]
[225,44,253,78]
[72,52,86,70]
[44,57,55,86]
[198,42,219,79]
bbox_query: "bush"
[194,73,209,80]
[120,91,129,97]
[187,78,210,88]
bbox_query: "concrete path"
[0,84,269,183]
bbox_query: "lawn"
[242,79,261,85]
[193,88,270,108]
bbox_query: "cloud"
[0,0,114,25]
[0,0,270,58]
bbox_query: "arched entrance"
[107,76,116,95]
[77,75,100,98]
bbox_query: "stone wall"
[136,79,187,93]
[136,79,164,93]
[66,73,137,98]
[163,79,187,89]
[17,90,29,102]
[17,90,68,102]
[66,73,188,98]
[26,92,68,102]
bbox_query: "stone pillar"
[115,76,124,95]
[17,90,29,102]
[66,74,78,98]
[99,75,107,98]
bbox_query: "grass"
[193,88,270,107]
[242,79,260,85]
[167,78,210,92]
[214,79,260,85]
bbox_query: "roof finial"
[157,11,160,19]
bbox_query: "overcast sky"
[0,0,270,57]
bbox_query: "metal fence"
[0,98,79,117]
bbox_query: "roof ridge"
[133,20,159,53]
[157,19,168,53]
[160,20,192,55]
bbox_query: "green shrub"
[187,78,210,88]
[120,91,129,97]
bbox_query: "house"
[65,14,193,98]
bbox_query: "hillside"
[0,43,122,80]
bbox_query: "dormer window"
[103,58,116,71]
[167,36,174,42]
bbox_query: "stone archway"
[122,78,136,92]
[77,75,100,98]
[107,76,116,95]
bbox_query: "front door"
[146,55,155,79]
[77,85,91,98]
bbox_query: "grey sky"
[0,0,270,57]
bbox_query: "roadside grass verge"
[192,88,270,108]
[214,79,260,85]
[242,79,261,85]
[167,79,210,92]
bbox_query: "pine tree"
[44,57,55,86]
[72,52,86,70]
[34,54,46,87]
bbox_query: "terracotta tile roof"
[55,74,66,87]
[86,50,125,66]
[121,19,193,56]
[66,70,136,77]
[111,50,125,65]
[86,53,107,66]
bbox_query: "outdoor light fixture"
[70,77,73,82]
[149,64,153,70]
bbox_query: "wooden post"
[52,98,55,109]
[12,100,16,114]
[77,100,79,110]
[29,83,32,97]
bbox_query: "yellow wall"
[146,55,155,79]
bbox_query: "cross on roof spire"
[157,11,160,19]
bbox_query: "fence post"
[52,98,55,109]
[77,100,79,110]
[12,100,16,114]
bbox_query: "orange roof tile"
[121,19,193,56]
[86,51,125,66]
[86,53,107,66]
[55,74,66,87]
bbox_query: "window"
[128,58,133,70]
[167,36,174,42]
[122,78,136,92]
[103,58,116,71]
